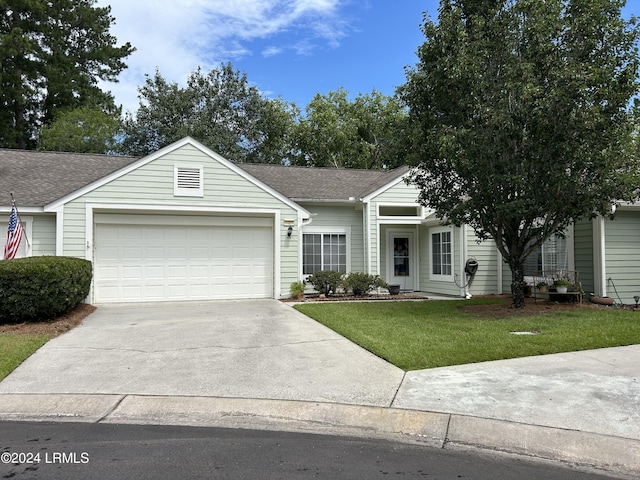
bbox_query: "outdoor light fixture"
[634,296,639,308]
[284,219,295,237]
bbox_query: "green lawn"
[0,334,50,381]
[294,298,640,371]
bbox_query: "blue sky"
[98,1,638,116]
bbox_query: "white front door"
[388,232,415,290]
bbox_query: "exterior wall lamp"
[284,219,295,237]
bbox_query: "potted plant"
[388,284,401,295]
[553,279,571,294]
[290,281,305,300]
[536,281,548,294]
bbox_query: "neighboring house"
[1,137,635,303]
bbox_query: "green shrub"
[343,272,388,296]
[306,270,344,296]
[0,256,92,323]
[290,280,305,298]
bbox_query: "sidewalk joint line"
[96,394,127,423]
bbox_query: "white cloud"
[96,0,350,114]
[262,46,284,57]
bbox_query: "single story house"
[1,137,638,303]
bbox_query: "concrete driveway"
[0,300,404,406]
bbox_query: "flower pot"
[556,286,568,294]
[388,284,401,295]
[538,286,548,294]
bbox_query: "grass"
[0,333,50,381]
[294,298,640,371]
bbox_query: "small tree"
[400,0,640,307]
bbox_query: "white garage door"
[94,218,273,303]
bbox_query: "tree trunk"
[510,262,526,309]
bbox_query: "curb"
[0,393,638,478]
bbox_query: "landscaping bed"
[0,303,95,336]
[281,292,430,303]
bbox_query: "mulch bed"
[0,304,96,336]
[281,292,429,303]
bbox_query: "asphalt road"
[0,421,620,480]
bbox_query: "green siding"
[419,225,462,296]
[0,214,56,257]
[604,211,640,303]
[467,230,500,296]
[573,219,594,295]
[61,143,301,296]
[300,204,365,273]
[31,215,56,255]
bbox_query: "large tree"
[293,88,412,169]
[120,64,299,164]
[400,0,640,307]
[38,105,122,154]
[0,0,134,149]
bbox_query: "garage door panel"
[95,221,273,303]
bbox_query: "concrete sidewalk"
[0,301,638,477]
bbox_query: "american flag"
[3,205,24,260]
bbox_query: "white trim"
[0,206,43,214]
[593,217,607,296]
[386,228,418,291]
[377,218,423,225]
[429,226,455,282]
[274,210,281,299]
[300,225,352,275]
[54,207,64,256]
[44,136,311,218]
[363,202,369,274]
[377,202,427,221]
[375,220,381,276]
[22,216,33,257]
[365,202,373,275]
[497,248,503,294]
[173,164,204,197]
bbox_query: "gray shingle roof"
[240,163,410,201]
[0,149,139,207]
[0,147,410,208]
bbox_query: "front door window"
[393,238,409,276]
[389,233,414,290]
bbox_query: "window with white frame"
[431,227,453,279]
[524,234,569,275]
[303,233,347,274]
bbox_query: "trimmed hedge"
[306,270,344,296]
[343,272,388,296]
[0,256,92,323]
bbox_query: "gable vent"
[174,165,203,197]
